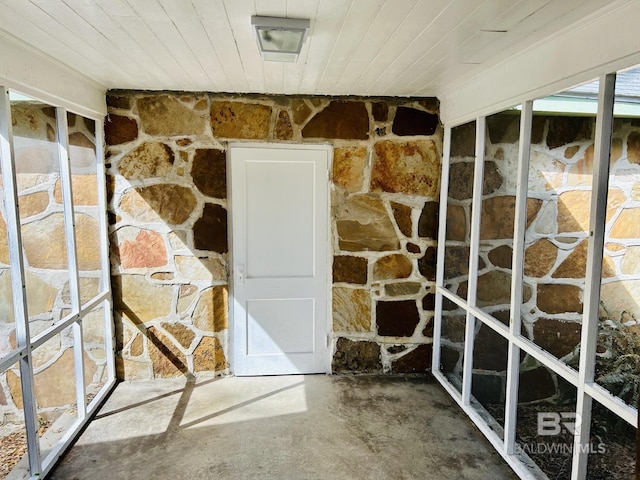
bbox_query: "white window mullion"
[504,100,533,454]
[432,125,452,373]
[0,87,42,476]
[55,107,87,419]
[461,117,486,404]
[570,72,616,480]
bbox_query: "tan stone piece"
[476,270,511,306]
[193,336,227,372]
[480,196,542,240]
[192,285,228,332]
[274,110,293,140]
[138,95,207,136]
[621,246,640,274]
[600,280,640,321]
[119,184,197,225]
[370,140,440,196]
[118,142,174,180]
[332,287,371,332]
[610,208,640,238]
[537,284,583,314]
[333,146,367,192]
[524,239,558,277]
[162,322,196,349]
[175,256,226,282]
[147,326,188,378]
[211,101,271,139]
[0,270,57,323]
[335,194,400,251]
[373,254,413,280]
[290,99,312,125]
[445,205,466,242]
[385,282,422,296]
[18,191,49,217]
[113,274,172,324]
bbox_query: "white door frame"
[227,142,333,375]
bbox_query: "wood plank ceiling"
[0,0,618,97]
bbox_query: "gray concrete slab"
[50,375,517,480]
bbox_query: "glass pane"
[0,363,27,480]
[67,113,103,308]
[438,298,466,394]
[521,85,599,368]
[11,96,70,338]
[82,301,108,406]
[596,66,640,407]
[477,109,521,321]
[444,121,475,300]
[516,359,577,480]
[586,399,636,479]
[32,326,78,462]
[471,321,508,439]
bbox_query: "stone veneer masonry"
[105,93,442,380]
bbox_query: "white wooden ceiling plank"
[222,0,264,93]
[410,0,606,97]
[330,0,420,95]
[156,0,226,90]
[484,0,549,31]
[282,0,320,94]
[343,0,450,95]
[0,0,116,80]
[91,0,136,17]
[256,0,287,93]
[36,0,161,86]
[315,0,387,94]
[192,0,249,92]
[296,0,354,94]
[123,0,206,90]
[376,0,518,95]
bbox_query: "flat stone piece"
[274,110,293,140]
[193,203,228,253]
[488,245,513,269]
[610,208,640,238]
[193,285,228,332]
[537,284,583,314]
[372,102,388,122]
[118,142,174,180]
[487,113,520,144]
[443,245,469,279]
[600,280,640,322]
[391,344,432,373]
[418,201,438,239]
[418,246,437,281]
[332,255,367,285]
[391,107,438,136]
[332,287,371,332]
[55,175,99,206]
[557,190,591,233]
[113,274,172,323]
[290,99,312,125]
[552,240,610,279]
[138,95,207,136]
[211,101,271,139]
[373,254,413,280]
[120,184,197,225]
[447,162,474,200]
[546,116,592,149]
[335,194,399,252]
[628,132,640,164]
[18,191,49,217]
[193,336,227,372]
[105,114,138,145]
[161,323,196,349]
[376,300,420,337]
[107,95,132,109]
[476,270,511,306]
[473,325,508,371]
[116,227,167,269]
[385,282,422,296]
[147,326,188,377]
[406,242,421,254]
[524,239,557,277]
[422,293,435,311]
[333,146,367,192]
[388,204,412,239]
[370,140,439,196]
[533,318,581,358]
[518,366,556,402]
[302,101,369,140]
[445,204,466,242]
[332,337,381,373]
[34,349,96,407]
[621,246,640,274]
[451,122,476,157]
[175,256,226,282]
[480,196,542,240]
[441,315,466,342]
[192,149,226,198]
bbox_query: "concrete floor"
[50,375,517,480]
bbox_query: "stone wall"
[442,112,640,404]
[105,93,442,380]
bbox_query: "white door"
[229,143,331,376]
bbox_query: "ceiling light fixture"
[251,16,310,63]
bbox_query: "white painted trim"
[0,33,107,119]
[439,0,640,125]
